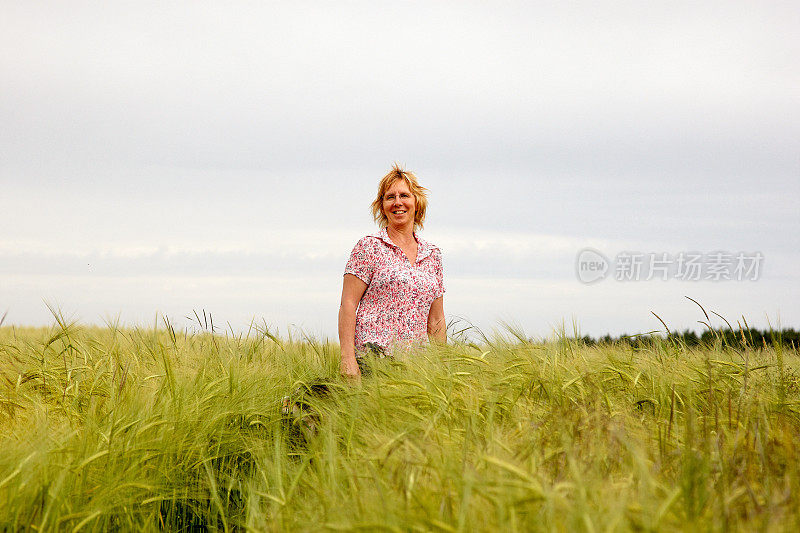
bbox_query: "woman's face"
[382,179,416,228]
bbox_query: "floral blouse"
[344,227,445,354]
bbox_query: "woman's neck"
[386,224,416,246]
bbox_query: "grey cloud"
[1,2,797,332]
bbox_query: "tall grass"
[1,320,798,531]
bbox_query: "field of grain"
[1,318,798,532]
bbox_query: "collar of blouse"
[377,227,434,264]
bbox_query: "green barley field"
[1,315,798,532]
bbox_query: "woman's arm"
[339,273,368,380]
[427,297,446,344]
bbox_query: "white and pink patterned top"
[344,227,445,354]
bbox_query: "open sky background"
[2,1,798,341]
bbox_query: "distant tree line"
[577,328,799,350]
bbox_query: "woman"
[338,164,446,380]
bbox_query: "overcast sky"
[2,1,798,340]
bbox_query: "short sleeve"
[344,237,377,284]
[432,247,445,299]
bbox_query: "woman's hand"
[427,296,446,344]
[340,356,361,384]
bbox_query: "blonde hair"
[370,163,429,230]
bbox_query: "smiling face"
[370,164,429,231]
[382,178,416,229]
